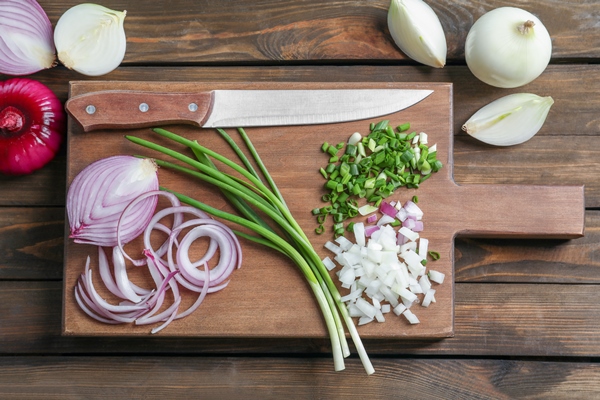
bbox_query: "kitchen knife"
[65,89,433,132]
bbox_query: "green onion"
[319,167,328,179]
[428,251,441,260]
[127,127,374,375]
[314,120,442,234]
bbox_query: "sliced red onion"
[97,246,125,299]
[118,190,183,266]
[112,246,145,303]
[73,190,242,333]
[67,156,159,247]
[0,0,56,75]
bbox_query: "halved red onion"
[0,0,56,75]
[67,156,159,247]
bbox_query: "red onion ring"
[117,190,183,266]
[74,189,242,333]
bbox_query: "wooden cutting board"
[62,81,585,339]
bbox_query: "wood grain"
[1,0,599,394]
[34,0,600,63]
[4,281,600,357]
[2,209,598,285]
[0,208,64,280]
[0,356,599,399]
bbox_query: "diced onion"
[326,196,444,327]
[428,270,445,284]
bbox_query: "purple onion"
[67,155,159,247]
[0,0,56,75]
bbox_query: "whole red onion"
[0,78,65,175]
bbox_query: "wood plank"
[1,209,597,283]
[0,356,599,399]
[0,208,64,280]
[455,211,600,283]
[2,64,598,207]
[3,281,600,357]
[35,1,600,63]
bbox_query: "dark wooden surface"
[1,0,599,398]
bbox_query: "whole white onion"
[465,7,552,88]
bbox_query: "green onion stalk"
[126,127,374,375]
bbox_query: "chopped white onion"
[403,309,420,324]
[421,289,436,307]
[326,195,444,328]
[428,270,445,284]
[324,241,342,255]
[322,256,336,271]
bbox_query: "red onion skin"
[0,78,64,175]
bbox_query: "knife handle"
[65,91,215,132]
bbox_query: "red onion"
[0,78,64,175]
[364,225,380,237]
[73,191,243,333]
[0,0,56,75]
[67,155,159,247]
[379,201,397,217]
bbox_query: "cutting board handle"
[453,184,585,238]
[65,91,215,132]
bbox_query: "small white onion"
[54,3,127,76]
[387,0,447,68]
[462,93,554,146]
[465,7,552,88]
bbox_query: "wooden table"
[1,1,599,398]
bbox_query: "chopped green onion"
[319,167,328,179]
[312,120,442,235]
[397,122,410,132]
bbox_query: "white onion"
[54,3,127,76]
[462,93,554,146]
[326,197,444,327]
[465,7,552,88]
[387,0,447,68]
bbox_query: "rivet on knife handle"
[65,91,215,132]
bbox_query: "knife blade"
[65,89,433,132]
